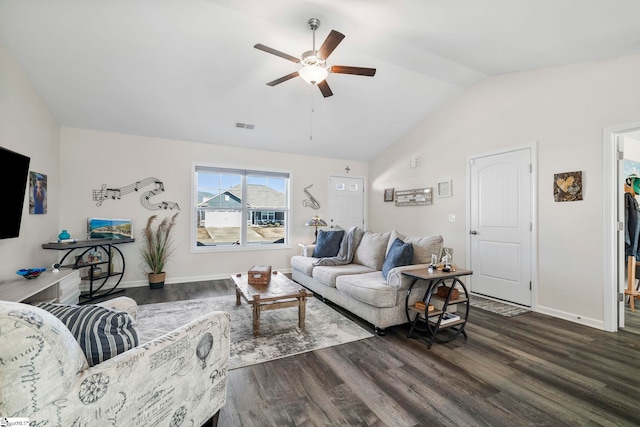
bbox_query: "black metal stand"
[42,238,135,303]
[403,268,472,349]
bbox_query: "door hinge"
[530,281,532,290]
[618,221,625,232]
[617,150,624,161]
[530,223,532,231]
[529,163,532,173]
[618,292,624,302]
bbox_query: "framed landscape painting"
[87,217,133,240]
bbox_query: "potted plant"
[140,212,178,289]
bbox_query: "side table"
[402,267,473,349]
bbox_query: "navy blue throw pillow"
[37,302,139,367]
[313,230,345,258]
[382,237,414,279]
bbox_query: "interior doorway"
[603,122,640,332]
[618,130,640,332]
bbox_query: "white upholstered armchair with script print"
[0,297,230,426]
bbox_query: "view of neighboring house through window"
[194,165,289,248]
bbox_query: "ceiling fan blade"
[330,65,377,77]
[317,80,333,98]
[254,44,300,63]
[266,71,300,86]
[318,30,345,60]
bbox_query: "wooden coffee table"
[231,272,313,336]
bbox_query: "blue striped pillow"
[37,302,138,366]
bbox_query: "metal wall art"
[93,177,180,210]
[302,184,321,210]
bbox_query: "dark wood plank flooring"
[113,280,640,427]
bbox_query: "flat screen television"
[0,146,31,239]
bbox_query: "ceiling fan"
[254,18,376,98]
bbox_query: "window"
[194,165,289,249]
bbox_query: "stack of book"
[432,312,460,325]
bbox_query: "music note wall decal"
[93,177,180,210]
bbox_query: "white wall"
[0,43,61,277]
[369,53,640,329]
[59,128,367,287]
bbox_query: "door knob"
[470,230,478,235]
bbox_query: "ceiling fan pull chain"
[310,106,314,141]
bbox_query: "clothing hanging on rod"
[625,175,640,260]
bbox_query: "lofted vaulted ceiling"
[1,0,639,161]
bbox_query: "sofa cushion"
[37,302,139,367]
[313,230,345,258]
[353,231,391,270]
[291,255,318,276]
[312,264,375,288]
[382,237,414,279]
[336,272,397,308]
[388,231,443,265]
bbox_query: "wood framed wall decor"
[394,188,432,206]
[384,188,394,202]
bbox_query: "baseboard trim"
[536,304,605,331]
[117,268,293,289]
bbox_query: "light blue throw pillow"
[382,237,414,279]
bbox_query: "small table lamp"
[305,215,327,242]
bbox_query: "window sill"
[190,244,293,254]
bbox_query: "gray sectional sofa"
[291,228,444,334]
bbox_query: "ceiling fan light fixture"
[298,64,329,85]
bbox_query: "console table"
[42,238,135,303]
[402,267,473,349]
[0,269,81,304]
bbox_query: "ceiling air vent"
[235,122,255,130]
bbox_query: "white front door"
[328,176,364,230]
[469,147,532,306]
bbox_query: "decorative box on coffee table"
[247,265,272,285]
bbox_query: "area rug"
[470,295,531,317]
[135,295,373,370]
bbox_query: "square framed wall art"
[554,171,583,202]
[436,179,452,198]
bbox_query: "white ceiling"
[1,0,639,161]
